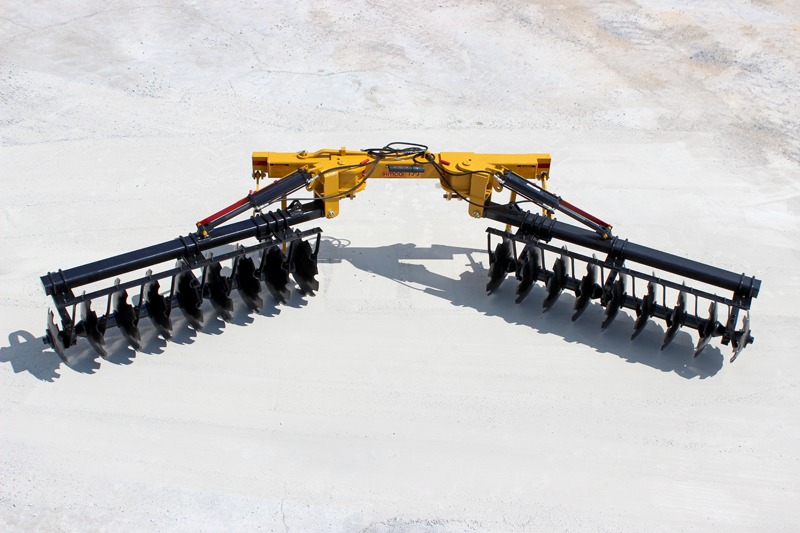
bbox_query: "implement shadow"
[13,286,299,379]
[0,331,63,381]
[318,237,724,379]
[10,237,324,378]
[0,330,104,381]
[13,238,724,380]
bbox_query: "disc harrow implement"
[42,199,324,362]
[40,143,761,365]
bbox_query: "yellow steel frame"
[252,147,552,219]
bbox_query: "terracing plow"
[41,143,761,363]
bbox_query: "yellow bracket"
[251,148,552,219]
[322,170,340,218]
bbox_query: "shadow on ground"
[0,293,298,381]
[2,237,724,380]
[0,331,62,382]
[316,237,724,379]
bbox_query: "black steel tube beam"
[484,203,760,301]
[42,200,324,296]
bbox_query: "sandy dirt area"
[2,1,799,531]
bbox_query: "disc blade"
[572,262,597,321]
[207,262,233,321]
[631,281,656,340]
[235,255,263,311]
[694,301,718,357]
[45,309,68,363]
[514,245,539,304]
[145,279,172,339]
[486,238,513,294]
[288,239,320,296]
[113,288,142,350]
[730,312,751,363]
[176,271,204,330]
[263,245,291,304]
[80,300,107,357]
[661,291,686,350]
[601,275,626,330]
[542,257,566,311]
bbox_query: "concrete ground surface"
[1,1,798,531]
